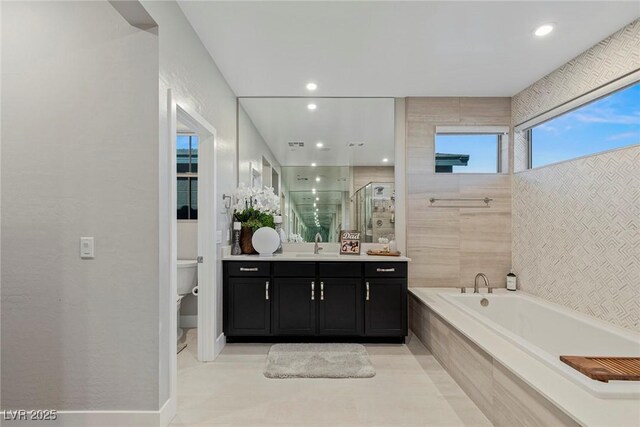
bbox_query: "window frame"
[434,125,509,174]
[177,133,199,222]
[516,71,640,171]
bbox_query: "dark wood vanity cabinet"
[223,260,407,342]
[273,277,317,335]
[226,277,271,336]
[318,278,363,336]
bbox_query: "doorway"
[166,90,221,421]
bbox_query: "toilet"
[177,259,198,349]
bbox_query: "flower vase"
[240,226,257,254]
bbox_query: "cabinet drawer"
[273,262,315,277]
[227,262,271,277]
[319,262,362,278]
[364,262,407,278]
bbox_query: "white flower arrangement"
[232,183,280,214]
[232,183,280,231]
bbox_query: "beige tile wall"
[409,295,580,427]
[352,166,394,194]
[406,97,512,288]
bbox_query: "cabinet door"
[227,277,271,336]
[364,279,407,337]
[318,278,363,336]
[273,278,317,335]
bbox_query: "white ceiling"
[281,166,352,192]
[179,1,639,97]
[239,97,395,166]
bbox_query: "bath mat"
[264,343,375,379]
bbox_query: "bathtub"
[440,292,640,399]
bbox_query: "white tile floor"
[172,329,492,426]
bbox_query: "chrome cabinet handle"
[311,281,315,300]
[265,281,269,300]
[240,267,259,272]
[377,268,395,272]
[320,282,324,301]
[366,282,370,301]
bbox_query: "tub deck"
[409,288,640,427]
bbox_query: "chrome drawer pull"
[376,268,395,272]
[366,282,370,301]
[265,281,269,300]
[311,281,315,300]
[320,282,324,301]
[240,267,259,272]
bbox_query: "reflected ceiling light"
[382,158,389,163]
[316,142,324,148]
[313,203,317,207]
[315,176,321,182]
[311,162,317,167]
[306,82,317,91]
[316,208,319,212]
[307,103,317,111]
[534,24,554,37]
[316,197,319,201]
[312,188,316,194]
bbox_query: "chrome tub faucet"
[474,273,492,293]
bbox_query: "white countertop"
[222,253,411,262]
[409,287,640,427]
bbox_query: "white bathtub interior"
[440,292,640,399]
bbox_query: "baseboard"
[1,399,174,427]
[159,397,175,427]
[214,332,226,359]
[179,314,197,328]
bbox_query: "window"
[434,128,506,173]
[529,82,640,168]
[177,134,198,220]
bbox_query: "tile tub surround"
[406,97,512,288]
[513,145,640,333]
[172,328,492,426]
[409,288,640,427]
[510,19,640,332]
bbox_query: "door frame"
[166,90,220,415]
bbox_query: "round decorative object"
[251,227,280,256]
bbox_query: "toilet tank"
[177,259,198,295]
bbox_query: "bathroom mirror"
[238,97,396,243]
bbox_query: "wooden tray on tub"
[560,356,640,382]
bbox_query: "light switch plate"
[80,237,94,259]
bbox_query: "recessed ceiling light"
[316,142,324,148]
[311,162,317,167]
[312,188,316,194]
[382,158,389,163]
[307,103,317,111]
[315,197,319,201]
[313,203,317,207]
[534,24,554,37]
[316,208,319,212]
[315,176,321,182]
[306,82,317,91]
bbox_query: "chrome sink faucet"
[314,232,323,254]
[474,273,492,293]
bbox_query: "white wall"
[140,0,239,404]
[238,105,281,188]
[1,1,159,410]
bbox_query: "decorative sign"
[340,230,361,255]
